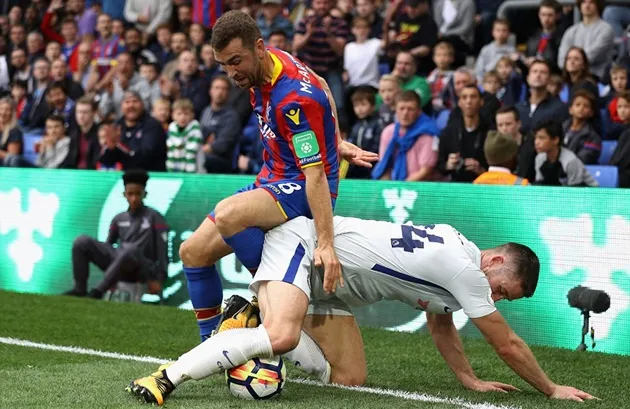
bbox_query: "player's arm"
[106,216,119,245]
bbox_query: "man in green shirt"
[376,51,430,110]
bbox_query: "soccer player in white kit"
[129,216,595,405]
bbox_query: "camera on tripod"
[567,286,611,351]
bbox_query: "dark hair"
[577,0,605,15]
[61,17,78,28]
[496,105,520,121]
[497,242,540,298]
[211,74,232,90]
[351,88,376,106]
[562,47,591,85]
[570,89,596,112]
[493,17,511,30]
[540,0,561,11]
[140,61,159,71]
[533,120,563,142]
[352,16,370,27]
[125,26,141,36]
[156,23,172,33]
[461,84,481,97]
[123,169,149,187]
[11,79,27,89]
[210,10,262,52]
[46,114,65,125]
[48,81,67,95]
[529,58,551,72]
[396,89,422,107]
[268,29,288,39]
[10,47,26,56]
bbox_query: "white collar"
[488,166,512,174]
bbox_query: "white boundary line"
[0,337,520,409]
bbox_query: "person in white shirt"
[343,16,382,89]
[129,216,595,405]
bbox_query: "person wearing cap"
[256,0,294,43]
[474,130,530,185]
[64,170,169,299]
[98,90,167,171]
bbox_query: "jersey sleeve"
[445,264,497,319]
[276,95,326,170]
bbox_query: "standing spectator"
[199,76,241,174]
[432,0,476,68]
[0,97,27,167]
[346,89,381,179]
[474,18,516,83]
[257,0,294,42]
[343,16,382,90]
[174,50,210,119]
[354,0,384,40]
[167,99,203,173]
[385,0,437,76]
[21,58,51,130]
[534,120,598,186]
[558,0,614,80]
[124,0,173,36]
[293,0,349,127]
[67,96,100,169]
[610,91,630,186]
[474,131,530,185]
[36,115,71,168]
[496,106,537,183]
[427,42,455,113]
[51,58,84,101]
[373,90,439,181]
[99,91,167,171]
[525,0,565,73]
[438,85,490,182]
[562,89,602,164]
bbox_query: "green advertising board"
[0,168,629,356]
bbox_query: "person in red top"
[40,0,81,67]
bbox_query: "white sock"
[283,330,331,383]
[166,326,273,386]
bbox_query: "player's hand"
[314,244,344,294]
[466,379,520,393]
[550,385,597,402]
[339,140,379,168]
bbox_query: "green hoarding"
[0,168,628,356]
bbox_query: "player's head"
[482,243,540,301]
[122,169,149,211]
[210,11,265,89]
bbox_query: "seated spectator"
[99,90,167,171]
[562,90,601,164]
[112,19,126,38]
[152,98,171,131]
[560,47,599,104]
[257,0,294,42]
[199,43,221,79]
[372,90,438,181]
[72,41,93,91]
[610,91,630,187]
[99,52,150,120]
[167,99,203,173]
[9,48,30,83]
[139,62,162,107]
[534,120,598,186]
[0,97,28,167]
[547,73,563,98]
[124,27,158,69]
[474,18,516,84]
[190,24,208,54]
[50,58,84,101]
[426,42,455,113]
[438,85,490,182]
[45,41,62,63]
[88,13,126,92]
[445,67,501,129]
[36,115,71,168]
[558,0,614,80]
[495,56,524,106]
[525,0,565,73]
[45,81,75,127]
[432,0,475,68]
[11,80,27,119]
[199,76,241,174]
[346,89,381,179]
[474,131,529,185]
[605,64,629,140]
[496,106,537,183]
[21,57,51,131]
[377,74,402,129]
[27,32,45,64]
[174,50,209,119]
[268,30,290,52]
[482,70,501,97]
[66,96,100,169]
[377,51,430,110]
[343,16,382,90]
[64,170,168,299]
[149,24,174,70]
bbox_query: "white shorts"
[250,218,353,317]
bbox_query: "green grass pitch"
[0,290,627,409]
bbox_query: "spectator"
[562,89,602,164]
[438,84,490,182]
[385,0,437,76]
[174,2,193,33]
[474,0,504,53]
[99,52,150,120]
[346,89,381,179]
[0,97,27,167]
[560,47,599,103]
[190,24,208,54]
[445,67,500,129]
[474,18,516,83]
[494,56,524,106]
[482,70,500,97]
[547,73,563,97]
[45,41,63,63]
[373,90,438,181]
[99,90,167,171]
[606,64,629,140]
[51,58,84,101]
[124,27,158,69]
[152,98,172,131]
[7,5,21,26]
[111,19,126,39]
[72,41,93,90]
[66,96,100,169]
[496,105,537,183]
[161,31,190,79]
[27,32,45,64]
[268,30,290,52]
[68,0,98,38]
[427,42,455,113]
[174,50,209,119]
[9,48,30,83]
[343,16,382,90]
[474,131,530,185]
[432,0,476,68]
[534,120,598,186]
[384,51,431,110]
[40,2,81,61]
[558,0,614,80]
[150,24,175,69]
[257,0,294,42]
[11,80,27,118]
[64,170,168,299]
[139,62,162,107]
[45,81,75,127]
[199,76,241,174]
[293,0,349,127]
[516,59,568,136]
[167,99,203,173]
[89,13,126,92]
[610,91,630,187]
[8,23,26,52]
[524,0,565,74]
[21,58,51,130]
[354,0,384,40]
[36,114,71,168]
[377,74,402,129]
[124,0,173,36]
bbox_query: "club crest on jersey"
[256,113,277,139]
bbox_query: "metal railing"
[497,0,630,24]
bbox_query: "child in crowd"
[377,74,402,129]
[494,56,523,106]
[562,89,602,164]
[166,99,203,173]
[426,41,455,113]
[547,73,563,98]
[343,16,381,89]
[139,62,162,107]
[11,80,27,119]
[36,115,70,169]
[474,18,516,83]
[482,71,501,97]
[610,91,630,187]
[346,89,381,179]
[606,64,629,140]
[152,98,171,131]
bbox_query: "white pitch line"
[0,337,520,409]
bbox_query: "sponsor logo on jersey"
[285,108,300,126]
[266,184,282,196]
[293,131,319,158]
[256,113,278,139]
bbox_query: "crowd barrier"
[0,169,628,355]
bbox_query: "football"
[226,356,286,400]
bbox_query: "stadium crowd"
[0,0,629,187]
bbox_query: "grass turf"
[0,290,626,409]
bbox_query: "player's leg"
[65,235,116,296]
[179,216,233,341]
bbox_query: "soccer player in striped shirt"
[166,99,203,173]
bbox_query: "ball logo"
[300,142,312,154]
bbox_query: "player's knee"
[264,322,301,355]
[179,237,207,267]
[72,234,92,250]
[330,369,367,386]
[213,199,240,236]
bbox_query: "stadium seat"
[435,110,450,131]
[585,165,618,188]
[600,108,610,139]
[22,130,43,166]
[379,63,391,76]
[599,140,617,165]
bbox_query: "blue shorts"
[208,180,337,222]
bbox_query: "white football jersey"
[299,216,497,319]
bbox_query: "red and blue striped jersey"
[252,48,339,196]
